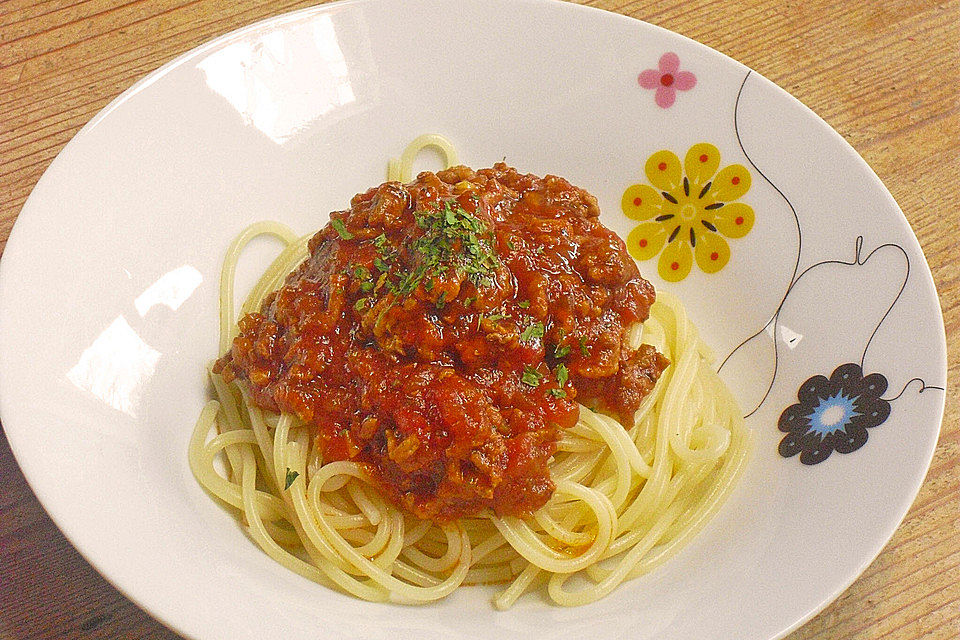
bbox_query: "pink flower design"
[638,52,697,108]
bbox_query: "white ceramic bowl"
[0,1,946,639]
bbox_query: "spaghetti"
[189,137,750,607]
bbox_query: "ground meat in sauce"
[215,164,668,521]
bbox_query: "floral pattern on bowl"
[638,52,697,108]
[778,363,891,465]
[620,68,944,472]
[622,143,753,282]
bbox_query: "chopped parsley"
[373,233,388,249]
[360,280,374,292]
[579,335,590,356]
[284,468,300,490]
[554,344,571,359]
[548,388,567,398]
[374,257,390,272]
[521,366,543,387]
[330,218,353,240]
[507,239,517,250]
[520,321,545,343]
[404,200,500,296]
[354,297,370,312]
[393,264,428,298]
[518,300,531,309]
[478,312,505,330]
[555,363,569,388]
[463,296,475,307]
[436,290,447,308]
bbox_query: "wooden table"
[1,1,956,638]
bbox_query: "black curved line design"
[719,71,802,369]
[747,235,941,416]
[720,70,803,417]
[882,377,946,402]
[783,237,907,364]
[852,237,906,369]
[718,71,943,418]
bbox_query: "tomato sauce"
[215,164,667,521]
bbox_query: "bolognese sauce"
[215,164,667,521]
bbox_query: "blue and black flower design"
[778,363,891,465]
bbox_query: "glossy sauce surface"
[216,164,667,520]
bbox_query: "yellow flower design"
[622,143,754,282]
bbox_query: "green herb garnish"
[549,388,567,398]
[554,344,571,359]
[518,300,531,309]
[374,257,390,272]
[579,336,589,356]
[395,200,499,298]
[436,290,447,308]
[555,363,569,388]
[330,218,353,240]
[521,366,543,387]
[360,280,374,292]
[520,321,545,343]
[354,297,370,312]
[477,311,505,330]
[284,468,300,490]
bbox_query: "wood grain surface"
[0,1,957,638]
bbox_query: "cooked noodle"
[189,136,750,607]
